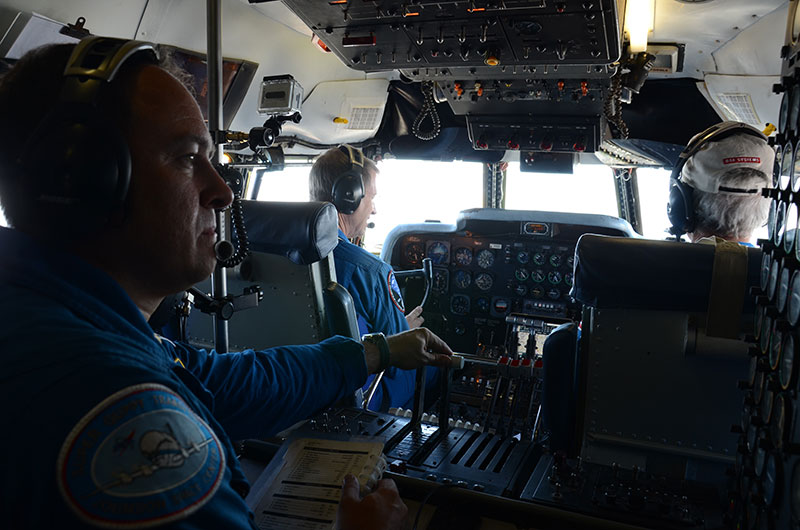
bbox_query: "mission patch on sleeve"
[57,383,226,528]
[387,270,405,313]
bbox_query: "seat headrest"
[241,200,338,265]
[571,234,762,312]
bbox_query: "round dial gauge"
[493,298,509,314]
[515,267,530,281]
[754,305,766,342]
[454,247,473,266]
[770,393,785,451]
[548,271,562,285]
[454,270,472,289]
[533,252,546,266]
[775,199,789,249]
[791,85,800,135]
[432,268,449,292]
[531,286,544,298]
[515,284,528,296]
[516,250,530,264]
[762,453,778,508]
[788,271,800,326]
[454,322,467,336]
[780,90,791,134]
[566,255,575,269]
[748,356,758,388]
[426,241,450,265]
[547,287,560,300]
[781,142,794,192]
[794,141,800,193]
[760,385,774,425]
[405,243,423,265]
[746,424,758,453]
[754,435,767,478]
[784,203,799,253]
[475,272,493,291]
[564,273,574,287]
[778,265,792,313]
[753,370,766,406]
[760,253,772,292]
[476,249,495,269]
[549,254,563,268]
[532,269,545,283]
[780,333,795,390]
[475,297,490,313]
[767,201,778,242]
[760,316,772,356]
[450,294,470,315]
[792,459,800,522]
[768,258,781,301]
[773,144,782,187]
[769,329,783,371]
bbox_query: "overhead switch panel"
[280,0,625,74]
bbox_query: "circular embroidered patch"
[387,270,406,313]
[57,383,226,528]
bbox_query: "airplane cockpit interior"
[2,0,800,528]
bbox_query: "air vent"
[346,106,383,130]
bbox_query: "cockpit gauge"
[516,250,530,264]
[493,298,509,314]
[762,453,778,508]
[450,294,470,315]
[533,252,546,266]
[790,85,800,135]
[515,268,530,282]
[515,284,527,296]
[564,273,574,287]
[454,322,467,336]
[475,272,494,291]
[531,269,545,283]
[770,393,786,451]
[768,259,781,302]
[780,89,790,134]
[792,459,800,522]
[426,241,450,265]
[454,247,473,266]
[793,142,800,194]
[530,286,544,299]
[760,316,773,356]
[769,329,783,372]
[476,249,495,269]
[761,253,772,293]
[753,371,766,406]
[454,270,472,290]
[754,432,767,478]
[475,297,490,313]
[547,287,560,300]
[548,271,562,285]
[432,268,449,292]
[405,243,423,265]
[780,333,795,390]
[549,254,563,268]
[760,384,774,425]
[746,424,758,453]
[778,266,792,313]
[788,271,800,326]
[748,356,758,388]
[566,254,575,269]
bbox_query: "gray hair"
[309,147,377,203]
[693,168,771,240]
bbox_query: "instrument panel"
[384,210,636,354]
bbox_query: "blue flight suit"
[333,229,437,411]
[0,227,367,529]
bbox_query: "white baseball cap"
[681,126,775,194]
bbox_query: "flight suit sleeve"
[170,336,368,439]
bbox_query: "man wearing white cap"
[667,121,775,243]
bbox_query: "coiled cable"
[412,81,441,141]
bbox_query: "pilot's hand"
[386,327,454,370]
[337,474,407,530]
[405,305,424,328]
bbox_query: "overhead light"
[625,0,655,54]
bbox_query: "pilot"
[668,121,774,244]
[309,146,438,411]
[0,38,453,529]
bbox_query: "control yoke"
[393,257,434,308]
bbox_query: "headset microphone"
[214,240,235,262]
[367,222,375,229]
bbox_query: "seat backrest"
[564,235,760,485]
[185,200,359,351]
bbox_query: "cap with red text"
[682,133,775,194]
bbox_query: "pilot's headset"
[667,121,770,238]
[17,36,158,236]
[331,144,366,215]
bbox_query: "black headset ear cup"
[667,178,695,236]
[23,109,130,232]
[331,173,364,215]
[331,145,365,214]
